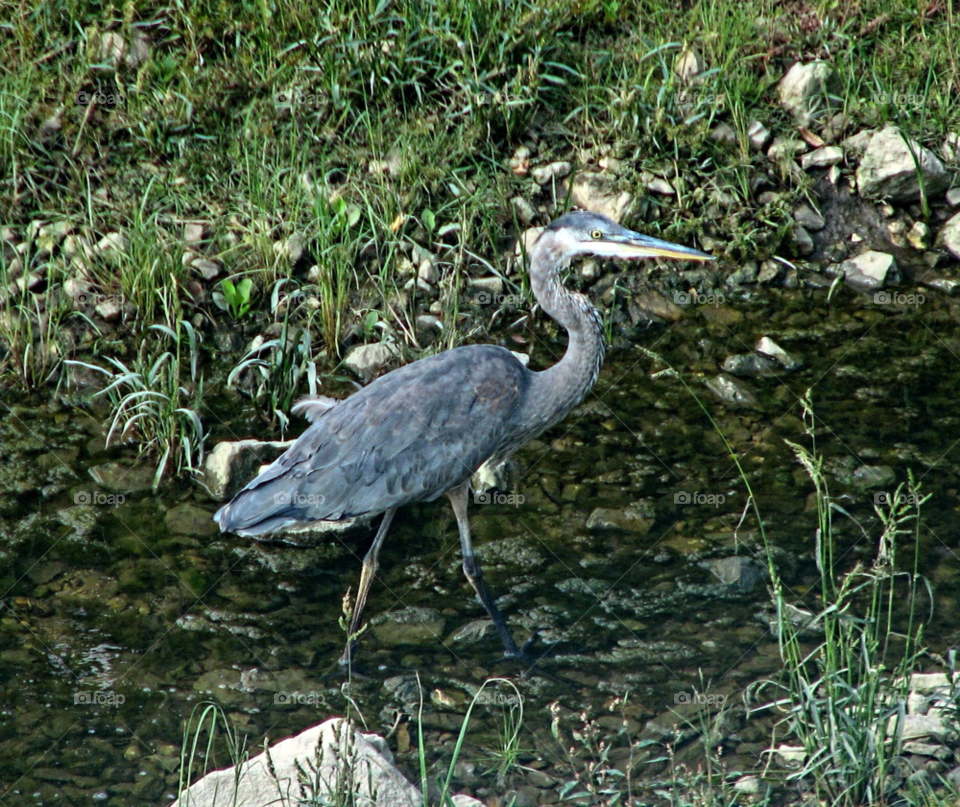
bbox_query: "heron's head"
[542,210,713,263]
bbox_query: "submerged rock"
[586,507,654,535]
[721,354,777,378]
[705,374,760,409]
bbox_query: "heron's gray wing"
[215,345,528,535]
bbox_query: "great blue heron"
[215,210,712,664]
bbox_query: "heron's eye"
[590,229,603,240]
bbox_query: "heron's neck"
[525,236,606,431]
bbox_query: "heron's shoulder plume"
[291,394,339,423]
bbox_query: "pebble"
[531,161,571,185]
[801,145,843,170]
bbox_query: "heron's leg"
[447,481,522,658]
[339,508,396,666]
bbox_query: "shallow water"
[1,285,959,804]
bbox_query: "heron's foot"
[494,631,540,664]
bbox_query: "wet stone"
[586,507,654,535]
[721,354,777,378]
[793,204,826,232]
[165,503,218,536]
[88,462,156,494]
[756,336,803,370]
[371,607,445,647]
[705,374,760,409]
[852,465,895,489]
[705,556,767,590]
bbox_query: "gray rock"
[531,161,571,185]
[778,61,840,124]
[906,221,929,250]
[646,177,675,195]
[910,672,952,694]
[841,129,876,158]
[510,196,537,225]
[191,257,221,280]
[201,439,293,501]
[710,123,737,146]
[567,173,633,222]
[857,127,950,202]
[88,462,156,494]
[903,741,952,760]
[166,503,219,537]
[343,342,397,381]
[897,714,949,742]
[937,212,960,260]
[183,222,206,245]
[947,188,960,208]
[93,231,129,263]
[726,260,758,285]
[586,507,653,535]
[853,465,895,489]
[838,251,899,292]
[767,136,807,162]
[794,204,826,231]
[721,354,777,377]
[274,233,305,264]
[756,336,803,370]
[789,225,815,256]
[417,259,438,285]
[675,47,706,83]
[371,607,445,647]
[171,718,422,807]
[706,556,767,589]
[758,259,782,285]
[732,775,769,796]
[920,276,960,296]
[706,373,760,409]
[469,276,503,295]
[747,120,771,150]
[801,146,844,170]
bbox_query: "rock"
[756,336,803,370]
[646,178,675,195]
[937,212,960,260]
[793,204,826,231]
[415,314,441,333]
[857,127,950,202]
[343,342,397,381]
[631,291,683,323]
[801,146,844,170]
[94,298,122,321]
[171,718,422,807]
[201,439,293,501]
[96,31,126,70]
[767,136,807,162]
[93,232,129,263]
[586,507,654,535]
[371,607,445,647]
[417,259,438,285]
[472,456,511,493]
[943,132,960,163]
[897,714,948,742]
[721,354,777,377]
[510,196,537,225]
[191,257,221,280]
[920,276,960,296]
[910,673,952,694]
[775,744,806,766]
[88,462,157,494]
[725,260,758,285]
[841,129,876,158]
[852,465,895,489]
[166,504,219,537]
[904,741,952,760]
[758,261,781,284]
[732,775,769,796]
[710,123,737,146]
[789,225,815,256]
[274,233,305,264]
[183,222,207,245]
[747,120,771,150]
[838,251,899,293]
[567,173,633,222]
[778,61,840,124]
[531,161,571,185]
[675,46,706,83]
[906,221,929,250]
[469,276,503,296]
[369,150,403,176]
[706,556,767,589]
[947,188,960,208]
[705,374,759,409]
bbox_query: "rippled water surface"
[2,287,959,804]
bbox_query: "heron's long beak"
[603,231,714,262]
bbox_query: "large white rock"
[838,250,899,293]
[343,342,398,381]
[856,126,950,202]
[170,718,421,807]
[937,211,960,260]
[778,61,839,124]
